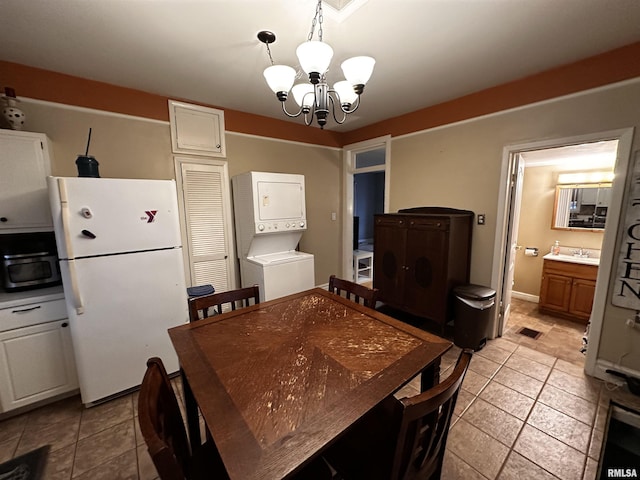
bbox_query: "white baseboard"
[512,291,540,303]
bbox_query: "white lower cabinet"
[0,319,78,412]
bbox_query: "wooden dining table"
[168,287,452,480]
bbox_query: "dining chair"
[328,274,379,308]
[323,349,473,480]
[188,284,260,321]
[139,357,333,480]
[138,357,228,480]
[186,285,261,446]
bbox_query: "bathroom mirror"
[552,184,612,230]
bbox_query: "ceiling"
[1,0,640,132]
[521,140,618,170]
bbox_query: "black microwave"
[0,232,62,291]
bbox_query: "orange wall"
[0,61,343,148]
[2,41,640,146]
[342,41,640,145]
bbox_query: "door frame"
[498,156,525,335]
[491,128,634,375]
[341,135,391,280]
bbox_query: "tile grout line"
[493,354,558,480]
[452,344,520,479]
[468,342,597,479]
[445,344,515,478]
[454,336,602,478]
[503,350,604,480]
[68,413,81,480]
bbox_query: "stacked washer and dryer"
[232,171,315,301]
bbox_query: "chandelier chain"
[265,42,275,66]
[307,0,324,42]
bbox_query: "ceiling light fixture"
[258,0,375,129]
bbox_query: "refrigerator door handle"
[58,178,76,260]
[68,259,85,314]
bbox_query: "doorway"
[492,128,634,375]
[342,135,391,281]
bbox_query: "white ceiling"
[521,140,618,170]
[1,0,640,132]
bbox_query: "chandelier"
[258,0,375,129]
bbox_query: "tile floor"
[0,298,638,479]
[434,298,640,480]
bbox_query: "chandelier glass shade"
[259,0,375,129]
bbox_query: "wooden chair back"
[328,274,379,308]
[393,350,472,479]
[138,357,192,480]
[323,350,471,480]
[188,285,260,321]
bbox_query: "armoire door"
[373,216,407,306]
[403,220,448,320]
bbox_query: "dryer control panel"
[256,220,306,233]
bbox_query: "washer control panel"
[255,220,306,234]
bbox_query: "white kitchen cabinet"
[597,188,611,207]
[169,100,226,157]
[0,130,54,233]
[580,187,598,205]
[0,296,78,413]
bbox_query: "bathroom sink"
[543,253,600,266]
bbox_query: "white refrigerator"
[47,176,188,406]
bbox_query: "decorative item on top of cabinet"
[373,207,474,331]
[0,130,54,233]
[168,100,226,157]
[1,87,26,130]
[539,258,598,323]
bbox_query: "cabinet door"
[597,188,611,207]
[373,217,407,306]
[0,131,53,231]
[0,320,78,412]
[539,273,572,312]
[169,100,226,157]
[580,188,598,205]
[403,223,447,320]
[569,279,596,321]
[177,160,235,291]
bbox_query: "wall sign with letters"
[613,151,640,310]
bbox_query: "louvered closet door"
[180,161,234,292]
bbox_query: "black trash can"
[453,284,496,351]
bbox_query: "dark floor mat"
[0,445,49,480]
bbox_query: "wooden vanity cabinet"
[539,259,597,323]
[373,208,473,328]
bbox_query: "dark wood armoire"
[373,207,474,329]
